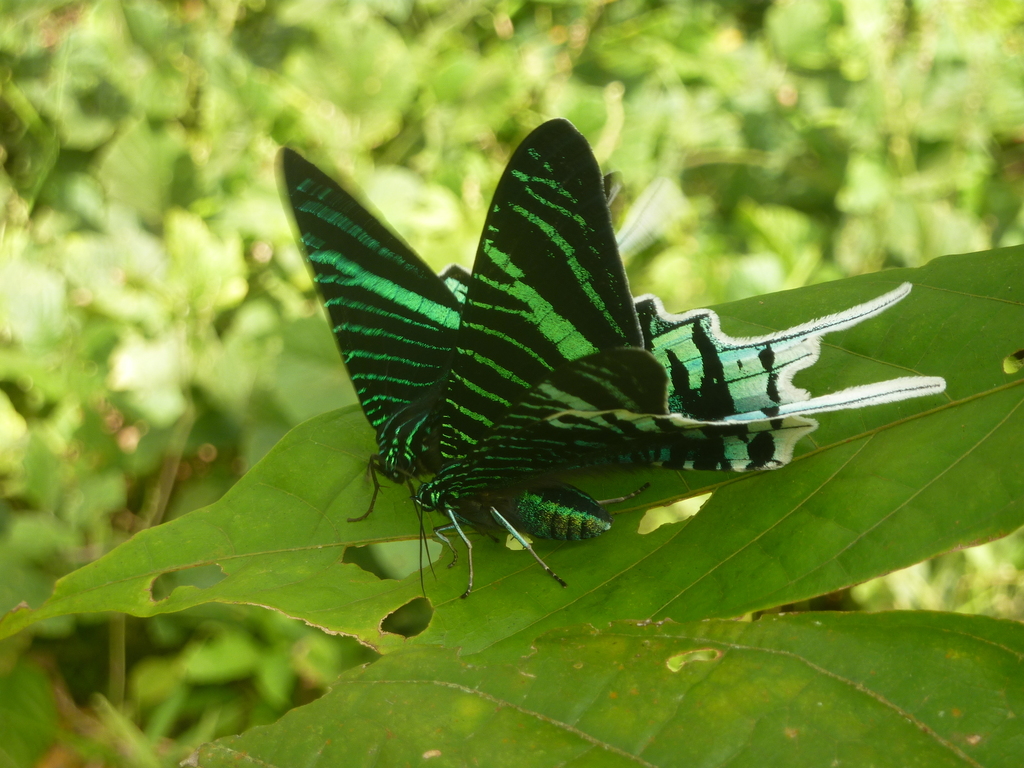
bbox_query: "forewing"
[440,119,642,461]
[280,149,462,448]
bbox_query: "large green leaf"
[2,249,1021,653]
[190,612,1024,768]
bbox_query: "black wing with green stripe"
[439,119,643,463]
[421,349,669,503]
[281,149,462,476]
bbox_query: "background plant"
[1,1,1023,765]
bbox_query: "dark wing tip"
[279,146,319,194]
[528,117,580,140]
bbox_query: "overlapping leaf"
[191,612,1024,768]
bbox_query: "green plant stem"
[108,613,125,710]
[140,402,196,530]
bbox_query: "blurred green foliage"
[1,0,1023,764]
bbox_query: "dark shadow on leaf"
[343,540,443,581]
[767,587,860,614]
[150,563,226,602]
[381,597,433,638]
[341,544,390,579]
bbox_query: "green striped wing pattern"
[281,149,463,477]
[438,119,644,465]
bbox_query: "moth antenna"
[410,486,434,597]
[488,507,568,589]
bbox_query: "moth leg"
[349,457,383,523]
[435,511,475,599]
[488,507,568,589]
[432,526,459,567]
[598,481,651,506]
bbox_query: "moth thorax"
[377,446,413,482]
[377,396,442,471]
[413,481,444,512]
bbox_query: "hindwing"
[425,287,947,502]
[638,283,921,420]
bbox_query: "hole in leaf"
[374,539,442,579]
[381,597,433,637]
[150,563,226,602]
[342,545,388,579]
[342,540,442,581]
[666,648,722,672]
[639,493,711,534]
[1003,349,1024,375]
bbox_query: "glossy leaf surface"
[193,612,1024,768]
